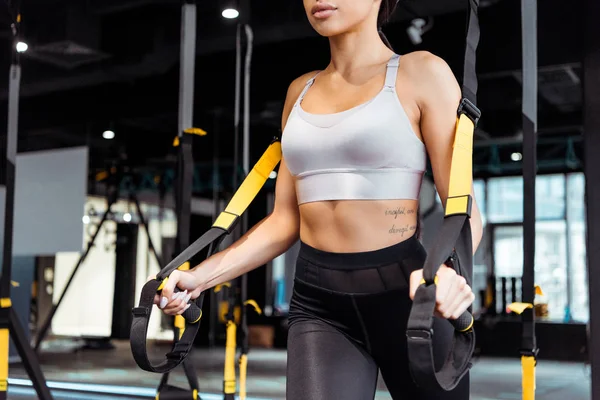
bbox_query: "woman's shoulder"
[398,51,461,103]
[399,51,454,80]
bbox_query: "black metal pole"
[0,6,53,398]
[583,0,600,395]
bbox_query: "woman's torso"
[282,53,427,253]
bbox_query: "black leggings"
[286,235,470,400]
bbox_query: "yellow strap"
[0,329,8,392]
[239,354,248,400]
[244,299,262,315]
[445,113,475,217]
[213,141,282,231]
[223,321,237,394]
[522,355,536,400]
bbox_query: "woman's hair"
[378,0,398,50]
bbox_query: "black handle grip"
[449,311,473,332]
[173,287,202,324]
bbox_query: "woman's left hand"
[409,265,475,320]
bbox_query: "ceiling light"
[103,130,115,140]
[16,41,28,53]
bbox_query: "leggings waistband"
[298,235,423,270]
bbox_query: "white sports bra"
[281,54,427,205]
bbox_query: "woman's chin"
[310,21,347,38]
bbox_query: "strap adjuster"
[132,307,150,317]
[166,351,187,362]
[406,328,433,340]
[457,98,481,127]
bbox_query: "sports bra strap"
[385,54,401,89]
[296,72,320,105]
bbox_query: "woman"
[155,0,483,399]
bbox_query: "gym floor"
[7,340,591,400]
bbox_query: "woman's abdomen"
[299,199,420,253]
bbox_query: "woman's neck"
[327,27,393,75]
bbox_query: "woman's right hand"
[148,270,203,316]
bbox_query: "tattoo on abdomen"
[389,224,417,236]
[385,207,416,219]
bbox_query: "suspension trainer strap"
[520,0,538,398]
[130,139,282,374]
[406,0,480,391]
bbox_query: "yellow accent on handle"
[244,299,262,315]
[191,310,202,324]
[522,355,536,400]
[239,354,248,400]
[193,389,198,399]
[0,329,9,393]
[507,302,534,315]
[445,114,474,217]
[178,262,190,271]
[458,315,474,333]
[157,277,168,291]
[419,276,439,285]
[0,299,11,308]
[173,137,180,147]
[223,321,237,395]
[174,315,185,339]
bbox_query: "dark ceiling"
[0,0,585,195]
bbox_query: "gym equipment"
[153,1,202,398]
[405,0,480,392]
[130,138,282,374]
[0,5,54,399]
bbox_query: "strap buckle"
[457,98,481,127]
[406,328,433,340]
[520,347,539,358]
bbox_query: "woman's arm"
[157,74,315,314]
[413,52,484,254]
[407,51,482,320]
[189,74,316,292]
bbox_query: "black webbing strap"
[462,0,480,105]
[406,0,480,391]
[130,228,224,374]
[520,0,538,397]
[130,139,282,374]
